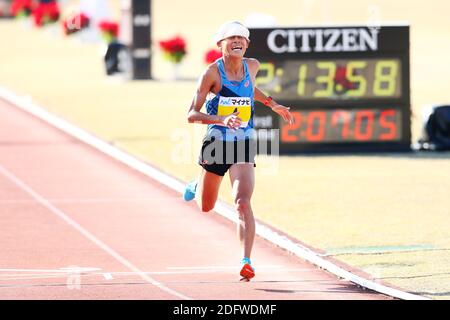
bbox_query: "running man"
[184,21,294,281]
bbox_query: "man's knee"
[235,197,251,214]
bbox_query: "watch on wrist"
[263,96,273,107]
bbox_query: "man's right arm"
[187,67,223,125]
[187,66,242,129]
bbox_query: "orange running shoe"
[239,258,255,281]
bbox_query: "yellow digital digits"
[255,62,275,95]
[297,64,307,96]
[255,59,399,99]
[313,62,336,97]
[346,61,367,97]
[373,60,398,96]
[307,60,398,98]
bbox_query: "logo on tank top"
[244,80,250,87]
[217,96,251,128]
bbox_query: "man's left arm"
[247,58,294,125]
[254,87,294,124]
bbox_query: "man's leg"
[229,163,255,261]
[196,169,223,213]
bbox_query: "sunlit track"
[0,96,394,300]
[0,267,316,282]
[0,197,179,204]
[0,163,192,301]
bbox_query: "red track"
[0,98,390,300]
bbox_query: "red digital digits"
[305,112,326,141]
[354,110,374,141]
[379,109,397,140]
[280,109,399,143]
[331,110,350,139]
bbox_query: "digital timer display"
[280,108,401,143]
[247,25,411,153]
[256,59,402,101]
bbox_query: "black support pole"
[131,0,151,79]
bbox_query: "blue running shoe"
[183,180,197,201]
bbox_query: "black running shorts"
[198,137,256,176]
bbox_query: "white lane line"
[0,267,101,273]
[0,268,313,281]
[103,273,114,280]
[0,197,176,204]
[167,265,284,270]
[0,164,191,300]
[0,87,430,300]
[0,275,75,281]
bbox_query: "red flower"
[33,1,60,26]
[159,36,186,55]
[158,36,187,63]
[11,0,36,16]
[204,48,222,64]
[98,20,119,38]
[62,12,90,35]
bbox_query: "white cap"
[213,21,250,44]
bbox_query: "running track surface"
[0,98,391,300]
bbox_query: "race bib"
[217,97,252,128]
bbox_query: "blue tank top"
[205,58,255,141]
